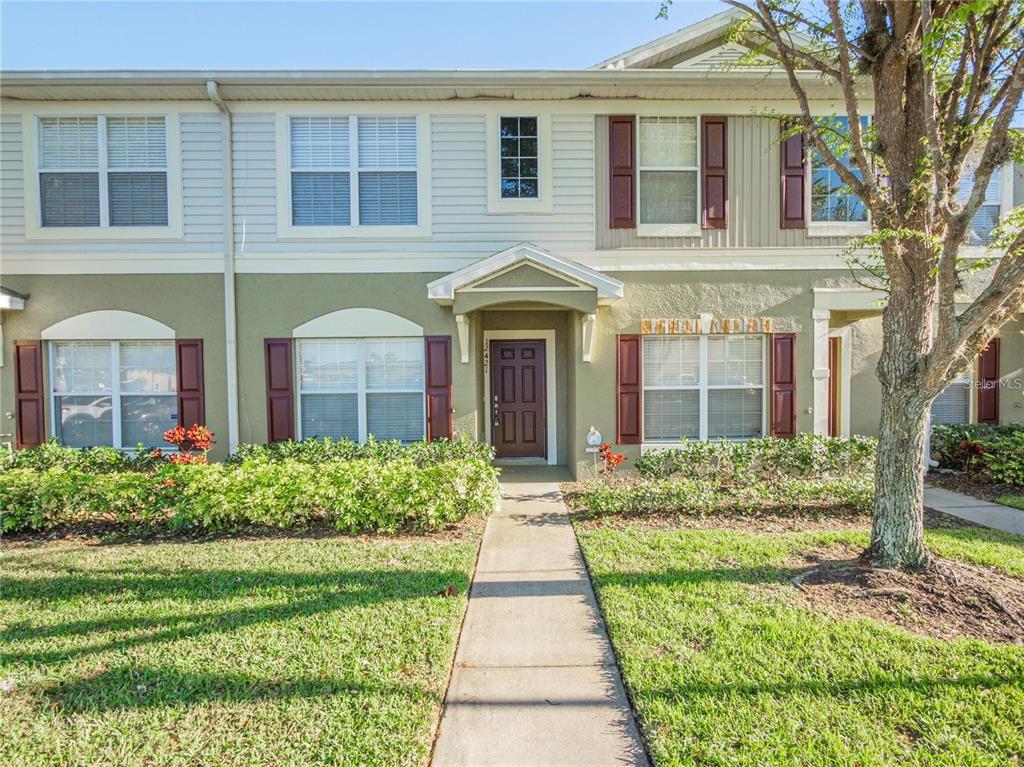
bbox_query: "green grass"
[1,533,480,767]
[576,522,1024,767]
[996,494,1024,512]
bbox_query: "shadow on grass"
[3,566,470,666]
[43,664,435,714]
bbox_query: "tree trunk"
[867,386,932,569]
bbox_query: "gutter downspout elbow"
[207,80,240,454]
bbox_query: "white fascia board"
[427,242,624,303]
[813,287,887,312]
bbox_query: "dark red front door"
[490,340,546,458]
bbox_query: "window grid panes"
[38,115,168,228]
[643,335,765,442]
[638,116,699,226]
[810,116,868,223]
[957,166,1003,246]
[499,117,539,199]
[51,340,177,449]
[298,337,425,443]
[289,116,419,227]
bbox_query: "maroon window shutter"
[780,124,806,229]
[14,340,45,449]
[175,339,205,429]
[701,116,727,229]
[977,338,1000,424]
[609,116,636,229]
[424,335,453,441]
[616,334,642,445]
[770,333,797,437]
[264,338,295,443]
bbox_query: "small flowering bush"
[161,424,214,464]
[930,424,1024,485]
[598,443,626,476]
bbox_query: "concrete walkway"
[924,486,1024,536]
[431,466,648,767]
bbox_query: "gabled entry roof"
[427,242,624,307]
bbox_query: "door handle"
[492,395,500,428]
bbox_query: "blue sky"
[0,1,723,70]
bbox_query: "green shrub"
[566,474,873,518]
[633,435,876,482]
[1,446,500,535]
[0,439,163,473]
[930,423,1024,485]
[229,435,494,466]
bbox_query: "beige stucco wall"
[0,274,230,459]
[998,315,1024,426]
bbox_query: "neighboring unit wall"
[0,107,226,273]
[999,315,1024,426]
[594,115,850,250]
[0,274,229,458]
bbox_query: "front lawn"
[576,518,1024,766]
[1,530,480,766]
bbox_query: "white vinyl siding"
[643,335,765,442]
[287,115,417,229]
[37,115,168,229]
[297,338,424,443]
[637,116,699,234]
[957,165,1003,246]
[51,340,177,449]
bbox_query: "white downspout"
[207,81,240,453]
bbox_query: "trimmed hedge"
[1,438,500,535]
[634,435,876,482]
[930,423,1024,485]
[569,436,875,519]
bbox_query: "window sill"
[636,223,701,238]
[276,222,432,240]
[806,222,870,238]
[24,224,184,242]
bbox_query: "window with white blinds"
[38,115,168,228]
[643,335,765,442]
[957,165,1003,246]
[637,116,699,227]
[931,373,971,425]
[50,340,177,449]
[297,338,424,442]
[289,115,418,227]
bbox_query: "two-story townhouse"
[1,10,1021,475]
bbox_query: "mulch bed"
[791,549,1024,645]
[926,471,1024,505]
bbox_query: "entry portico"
[429,243,624,465]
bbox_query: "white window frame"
[294,337,426,443]
[24,110,183,241]
[806,116,871,238]
[486,113,553,214]
[642,334,768,443]
[961,163,1014,252]
[276,113,431,239]
[636,115,702,238]
[48,339,178,450]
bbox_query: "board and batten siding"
[594,115,849,250]
[230,112,594,260]
[0,112,226,268]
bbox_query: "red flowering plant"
[957,438,988,480]
[162,424,214,464]
[598,442,626,476]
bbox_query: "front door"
[490,340,546,458]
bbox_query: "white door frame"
[483,329,558,465]
[827,326,852,437]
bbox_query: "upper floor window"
[51,340,177,449]
[810,116,867,225]
[957,165,1003,246]
[638,116,699,233]
[289,116,418,227]
[500,117,539,199]
[38,116,168,228]
[642,334,765,442]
